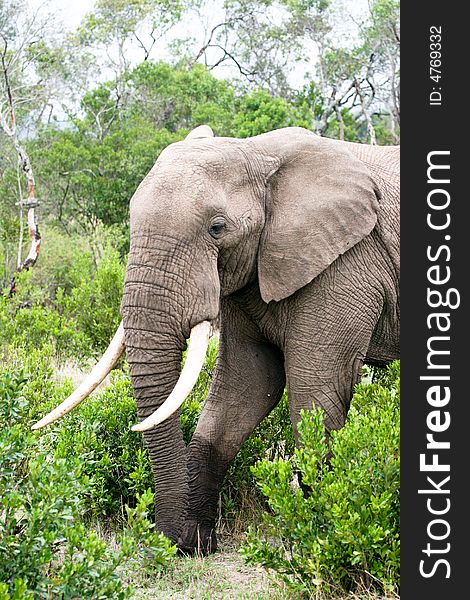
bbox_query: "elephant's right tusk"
[32,322,125,430]
[132,321,211,432]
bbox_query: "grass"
[127,534,294,600]
[124,532,400,599]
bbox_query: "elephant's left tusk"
[131,321,211,432]
[32,322,125,430]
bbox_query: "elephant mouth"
[31,320,212,431]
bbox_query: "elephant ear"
[185,125,214,140]
[258,135,380,303]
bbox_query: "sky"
[29,0,372,42]
[27,0,371,88]
[34,0,370,30]
[40,0,93,28]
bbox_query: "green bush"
[21,334,293,524]
[46,336,219,518]
[0,341,204,522]
[0,230,126,363]
[241,362,400,596]
[123,488,178,571]
[0,284,93,364]
[57,245,125,354]
[0,371,176,599]
[2,329,291,532]
[50,370,153,517]
[26,226,96,297]
[0,371,176,598]
[15,335,214,519]
[1,344,60,417]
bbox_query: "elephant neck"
[230,281,285,349]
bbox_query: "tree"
[175,0,399,142]
[359,0,400,141]
[233,87,311,137]
[1,0,399,270]
[127,61,237,133]
[66,0,186,132]
[0,0,47,291]
[173,0,319,96]
[280,0,399,142]
[77,0,184,64]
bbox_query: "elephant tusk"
[32,322,125,430]
[131,321,212,432]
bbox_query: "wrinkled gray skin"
[120,126,400,554]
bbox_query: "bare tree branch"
[1,25,42,295]
[353,78,376,145]
[334,104,345,140]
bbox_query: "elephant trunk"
[132,320,211,432]
[121,262,191,544]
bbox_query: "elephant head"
[33,125,380,546]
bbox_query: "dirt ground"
[130,534,292,599]
[129,534,399,600]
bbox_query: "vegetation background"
[0,1,399,598]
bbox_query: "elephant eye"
[208,220,226,238]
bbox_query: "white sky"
[50,1,369,25]
[43,0,93,28]
[36,0,370,28]
[28,0,371,88]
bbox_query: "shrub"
[32,334,293,523]
[0,344,85,431]
[123,488,178,570]
[0,285,93,364]
[47,336,218,518]
[0,371,176,599]
[50,370,153,517]
[0,341,206,523]
[26,226,96,298]
[241,361,400,596]
[0,229,127,363]
[57,245,125,354]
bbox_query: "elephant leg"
[285,275,384,444]
[179,298,286,554]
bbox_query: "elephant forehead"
[129,168,225,231]
[154,140,260,184]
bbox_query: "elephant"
[34,125,400,555]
